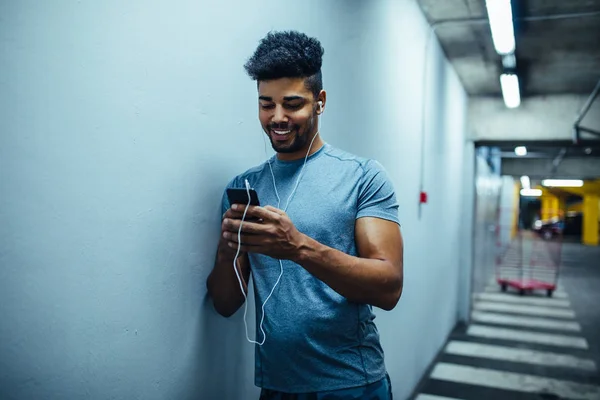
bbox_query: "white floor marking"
[471,311,581,331]
[431,363,600,400]
[416,395,463,400]
[483,286,568,299]
[473,301,576,318]
[467,325,589,349]
[445,341,597,371]
[474,292,571,307]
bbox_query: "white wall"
[321,2,471,397]
[0,1,470,399]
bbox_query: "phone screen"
[226,188,260,206]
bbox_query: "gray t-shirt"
[220,143,400,393]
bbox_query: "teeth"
[273,130,291,135]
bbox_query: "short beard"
[267,115,317,154]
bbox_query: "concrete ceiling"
[493,143,600,179]
[418,0,600,97]
[497,143,600,158]
[500,155,600,179]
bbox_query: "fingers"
[226,242,254,252]
[222,232,261,252]
[223,205,272,222]
[223,207,245,220]
[222,217,266,235]
[231,204,281,221]
[223,231,264,246]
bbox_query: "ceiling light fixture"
[514,146,527,156]
[501,73,521,108]
[541,179,584,188]
[520,188,542,197]
[520,175,530,189]
[485,0,516,55]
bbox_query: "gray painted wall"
[471,151,502,295]
[0,1,470,399]
[457,142,476,323]
[469,95,591,142]
[498,176,517,250]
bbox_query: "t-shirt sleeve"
[356,160,400,225]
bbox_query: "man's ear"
[317,90,327,114]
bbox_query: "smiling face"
[258,77,325,161]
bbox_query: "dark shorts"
[259,374,393,400]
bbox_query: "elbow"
[206,275,237,318]
[213,302,237,318]
[378,274,403,311]
[379,291,401,311]
[207,289,239,318]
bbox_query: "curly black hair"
[244,30,324,98]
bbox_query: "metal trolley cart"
[495,219,563,297]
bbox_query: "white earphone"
[235,133,320,346]
[234,97,324,346]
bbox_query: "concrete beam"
[501,157,600,179]
[469,94,597,142]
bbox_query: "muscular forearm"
[293,234,403,310]
[206,239,250,317]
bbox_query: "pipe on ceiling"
[574,79,600,144]
[431,10,600,27]
[551,147,567,174]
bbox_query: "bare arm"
[206,208,251,317]
[222,205,404,310]
[294,217,403,310]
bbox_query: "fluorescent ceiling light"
[514,146,527,156]
[501,74,521,108]
[520,188,542,197]
[486,0,516,55]
[541,179,584,187]
[520,175,530,189]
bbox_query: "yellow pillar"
[541,196,550,221]
[557,196,566,219]
[550,196,559,218]
[511,182,520,238]
[540,192,560,221]
[582,194,599,246]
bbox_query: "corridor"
[1,0,600,399]
[413,242,600,399]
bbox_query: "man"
[206,31,403,400]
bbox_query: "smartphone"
[226,188,260,207]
